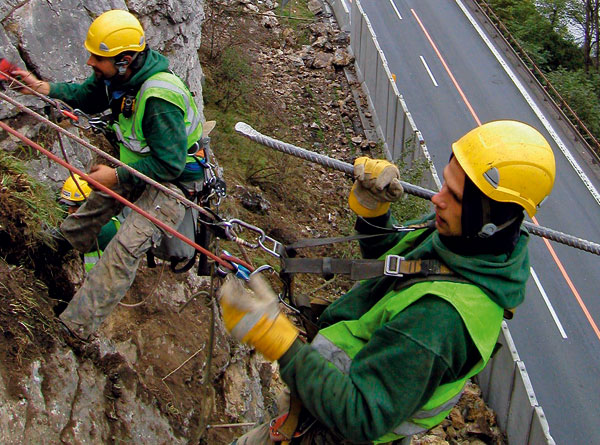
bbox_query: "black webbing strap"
[281,256,453,280]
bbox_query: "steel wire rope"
[234,122,600,256]
[0,87,216,221]
[0,119,237,271]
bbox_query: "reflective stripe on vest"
[114,72,203,165]
[84,250,100,272]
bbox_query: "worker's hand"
[349,157,403,217]
[87,165,118,190]
[10,69,50,95]
[218,275,298,361]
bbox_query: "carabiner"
[258,235,282,259]
[70,109,91,130]
[217,250,252,281]
[225,219,264,249]
[249,264,275,277]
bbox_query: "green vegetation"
[485,0,600,151]
[391,152,433,223]
[0,150,64,249]
[204,47,257,112]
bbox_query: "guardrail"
[324,0,555,443]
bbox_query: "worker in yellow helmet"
[15,9,207,341]
[59,174,92,213]
[58,174,122,272]
[220,120,556,444]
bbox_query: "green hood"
[404,219,530,310]
[120,48,170,90]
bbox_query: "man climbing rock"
[219,120,556,443]
[15,9,206,340]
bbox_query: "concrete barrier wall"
[478,323,556,444]
[325,0,350,31]
[326,0,555,443]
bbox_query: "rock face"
[0,1,278,444]
[0,0,205,189]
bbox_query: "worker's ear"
[115,55,133,74]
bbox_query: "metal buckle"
[384,255,404,277]
[259,235,282,258]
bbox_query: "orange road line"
[411,8,481,126]
[410,7,600,340]
[533,217,600,341]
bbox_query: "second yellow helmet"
[60,174,92,205]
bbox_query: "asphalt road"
[358,1,600,444]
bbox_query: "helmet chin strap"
[477,196,519,238]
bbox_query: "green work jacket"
[313,229,503,442]
[113,71,203,167]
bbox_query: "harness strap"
[281,256,453,280]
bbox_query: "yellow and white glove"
[348,157,404,217]
[218,275,299,361]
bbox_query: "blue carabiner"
[221,250,251,281]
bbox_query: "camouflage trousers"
[59,182,185,339]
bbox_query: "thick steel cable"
[235,121,600,256]
[0,90,215,220]
[235,122,435,200]
[0,120,235,270]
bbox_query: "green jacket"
[279,213,530,442]
[49,49,203,186]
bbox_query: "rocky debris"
[412,382,506,445]
[308,0,324,15]
[236,185,272,214]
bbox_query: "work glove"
[348,157,404,217]
[218,275,299,361]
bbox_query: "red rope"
[220,252,255,272]
[0,120,234,271]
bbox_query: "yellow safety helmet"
[84,10,146,58]
[60,174,92,206]
[452,120,556,217]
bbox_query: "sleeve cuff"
[48,83,57,97]
[278,338,304,368]
[354,210,392,234]
[115,166,130,184]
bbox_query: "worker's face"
[87,54,118,80]
[431,156,465,237]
